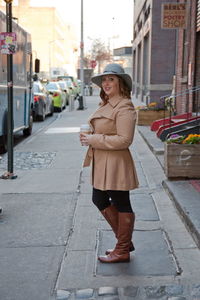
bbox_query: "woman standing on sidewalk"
[80,63,139,263]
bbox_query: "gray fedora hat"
[91,63,132,91]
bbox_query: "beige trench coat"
[83,96,139,191]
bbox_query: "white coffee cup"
[80,124,91,135]
[80,124,91,146]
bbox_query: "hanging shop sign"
[161,3,187,29]
[0,32,17,54]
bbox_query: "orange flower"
[183,134,200,144]
[148,102,157,107]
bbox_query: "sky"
[30,0,133,52]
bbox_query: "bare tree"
[89,39,111,73]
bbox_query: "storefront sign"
[161,3,187,29]
[0,32,17,54]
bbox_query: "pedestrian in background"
[80,63,139,263]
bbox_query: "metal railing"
[159,85,200,126]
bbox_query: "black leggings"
[92,188,133,213]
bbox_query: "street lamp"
[49,39,64,78]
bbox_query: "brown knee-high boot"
[101,207,135,254]
[98,212,134,263]
[100,205,119,236]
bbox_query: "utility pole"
[78,0,86,110]
[1,0,17,179]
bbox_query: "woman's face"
[101,75,120,98]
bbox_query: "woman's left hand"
[80,133,90,146]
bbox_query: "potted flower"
[164,134,200,178]
[136,102,169,126]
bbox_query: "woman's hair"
[99,76,131,105]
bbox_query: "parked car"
[57,80,70,105]
[45,81,66,112]
[32,81,54,121]
[64,78,75,95]
[57,76,80,99]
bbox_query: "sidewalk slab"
[134,161,149,188]
[97,230,177,276]
[137,126,164,155]
[163,180,200,248]
[130,192,159,221]
[0,246,63,300]
[0,193,76,247]
[67,203,98,251]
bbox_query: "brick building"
[175,0,200,115]
[0,0,79,78]
[132,0,177,105]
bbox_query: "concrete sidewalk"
[0,95,200,300]
[55,98,200,299]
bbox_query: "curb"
[163,179,200,249]
[137,125,164,155]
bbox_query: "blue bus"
[0,10,33,153]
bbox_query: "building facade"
[0,0,79,78]
[113,46,132,77]
[132,0,177,105]
[175,0,199,114]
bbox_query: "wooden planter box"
[164,143,200,179]
[137,110,169,126]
